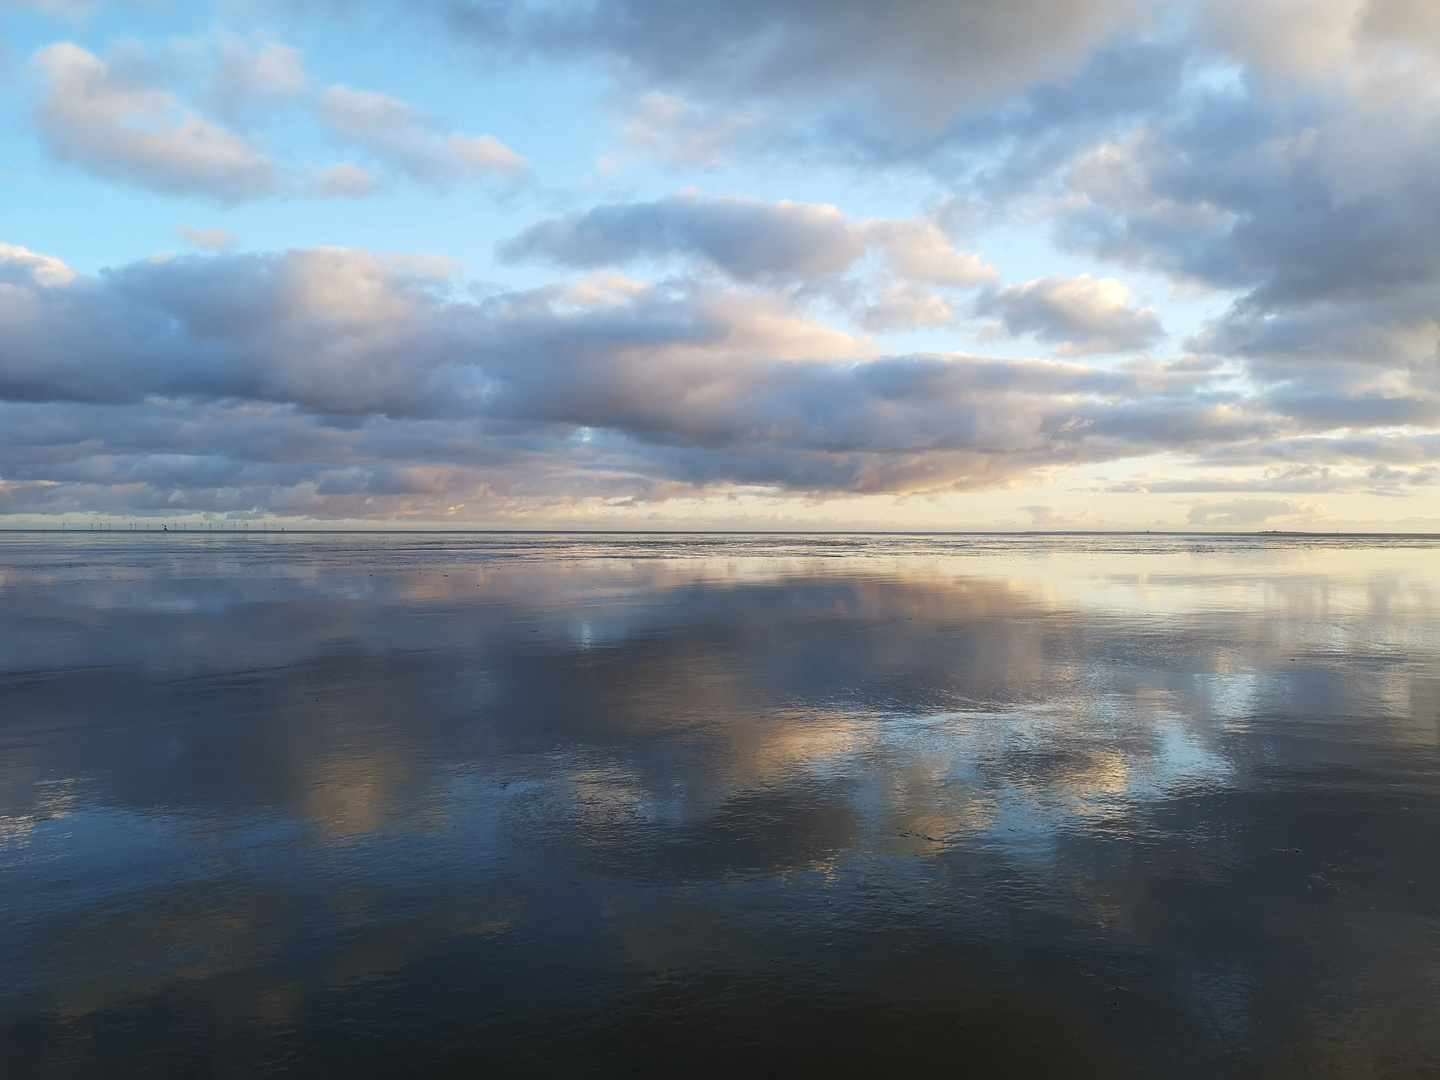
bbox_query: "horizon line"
[3,528,1439,539]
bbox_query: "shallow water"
[1,532,1438,1077]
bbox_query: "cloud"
[178,225,236,249]
[977,273,1164,355]
[307,161,377,197]
[206,35,306,121]
[0,241,1283,519]
[32,43,281,202]
[1359,0,1440,53]
[1044,0,1440,394]
[28,40,510,201]
[614,91,764,168]
[1185,497,1328,526]
[0,242,76,286]
[1106,462,1440,496]
[444,0,1143,135]
[499,192,995,291]
[860,283,955,331]
[500,193,864,280]
[315,84,527,184]
[1021,504,1094,526]
[865,219,997,287]
[3,237,1437,521]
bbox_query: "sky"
[2,0,1440,530]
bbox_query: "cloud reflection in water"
[0,533,1437,1076]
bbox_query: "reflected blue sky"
[1,534,1438,1076]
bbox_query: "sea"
[1,532,1437,1077]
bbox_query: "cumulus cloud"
[28,39,513,201]
[0,241,1281,519]
[499,192,995,291]
[2,239,1437,521]
[865,219,997,287]
[9,1,1440,522]
[1051,31,1440,430]
[500,193,865,279]
[977,273,1163,355]
[32,43,280,202]
[315,85,527,184]
[0,242,76,286]
[860,283,955,332]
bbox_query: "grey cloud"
[1359,0,1440,51]
[1196,433,1440,475]
[499,194,867,280]
[977,273,1164,355]
[1058,69,1440,316]
[836,34,1190,190]
[0,242,1282,517]
[443,0,1143,135]
[1036,29,1440,454]
[1106,463,1440,496]
[498,193,995,291]
[0,246,472,414]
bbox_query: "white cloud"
[307,161,377,197]
[978,273,1163,355]
[863,218,997,287]
[32,43,281,202]
[1186,497,1328,526]
[860,283,954,331]
[1021,504,1094,526]
[315,84,527,184]
[178,225,236,249]
[0,242,76,287]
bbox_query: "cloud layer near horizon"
[0,241,1228,516]
[0,233,1435,523]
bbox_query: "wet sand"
[1,533,1437,1077]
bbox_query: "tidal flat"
[1,532,1437,1077]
